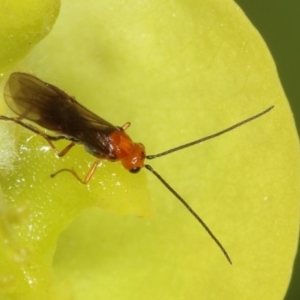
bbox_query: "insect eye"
[130,167,141,174]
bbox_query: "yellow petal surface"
[0,0,60,72]
[0,0,299,300]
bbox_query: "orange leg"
[122,122,131,130]
[45,139,76,157]
[0,116,76,157]
[50,159,100,184]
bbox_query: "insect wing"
[4,73,116,132]
[4,73,119,155]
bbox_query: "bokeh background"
[234,1,300,299]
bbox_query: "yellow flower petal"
[0,1,299,299]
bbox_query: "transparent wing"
[4,72,119,154]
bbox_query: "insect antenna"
[144,106,274,264]
[145,164,232,264]
[146,105,274,160]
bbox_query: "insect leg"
[0,116,76,157]
[50,159,100,184]
[122,122,131,130]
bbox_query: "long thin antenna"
[145,164,232,264]
[146,106,274,160]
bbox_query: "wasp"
[0,72,274,263]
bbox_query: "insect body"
[0,72,274,264]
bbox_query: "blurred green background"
[234,1,300,299]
